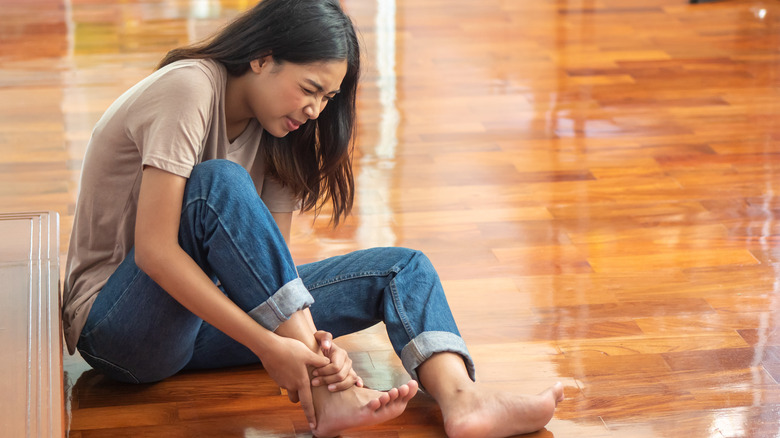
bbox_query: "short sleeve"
[260,176,301,213]
[125,66,214,177]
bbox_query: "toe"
[404,381,419,401]
[377,391,391,405]
[366,398,382,411]
[387,387,399,402]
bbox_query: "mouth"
[285,117,304,131]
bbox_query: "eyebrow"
[305,79,340,95]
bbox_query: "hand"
[257,335,330,429]
[311,330,364,392]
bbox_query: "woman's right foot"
[311,380,419,438]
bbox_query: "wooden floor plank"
[2,0,780,436]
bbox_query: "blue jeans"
[77,160,475,386]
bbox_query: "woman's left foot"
[442,382,564,438]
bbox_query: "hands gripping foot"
[311,380,419,438]
[265,330,419,437]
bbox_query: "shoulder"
[148,59,224,100]
[126,59,226,116]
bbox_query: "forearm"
[136,243,278,358]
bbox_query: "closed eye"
[302,87,334,102]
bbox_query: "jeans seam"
[184,197,292,322]
[390,250,422,341]
[79,348,141,384]
[389,279,418,342]
[81,267,145,338]
[305,269,400,291]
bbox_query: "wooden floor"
[2,0,780,436]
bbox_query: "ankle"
[417,352,474,400]
[436,384,478,414]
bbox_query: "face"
[245,57,348,138]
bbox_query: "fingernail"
[328,384,336,391]
[312,370,318,376]
[312,378,320,386]
[309,422,315,430]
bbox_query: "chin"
[266,127,290,138]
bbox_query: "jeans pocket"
[78,347,140,384]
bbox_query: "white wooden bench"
[0,211,64,437]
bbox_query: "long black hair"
[158,0,359,225]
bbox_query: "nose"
[304,103,320,120]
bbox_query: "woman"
[62,0,564,436]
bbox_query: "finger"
[314,366,358,388]
[305,350,331,368]
[309,361,332,379]
[326,374,358,392]
[312,361,344,377]
[313,351,348,376]
[327,381,353,392]
[311,363,345,380]
[327,368,362,392]
[313,330,333,343]
[329,348,347,368]
[315,354,351,381]
[317,366,351,385]
[313,331,334,355]
[298,385,317,430]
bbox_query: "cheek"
[277,90,306,113]
[258,85,293,114]
[249,86,274,116]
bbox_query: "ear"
[250,55,273,74]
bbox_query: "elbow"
[134,239,166,279]
[134,244,153,276]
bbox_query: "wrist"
[249,328,280,361]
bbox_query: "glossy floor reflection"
[2,0,780,436]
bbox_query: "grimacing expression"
[247,57,348,138]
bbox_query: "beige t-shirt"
[62,59,298,354]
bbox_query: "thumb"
[314,331,333,355]
[305,349,331,368]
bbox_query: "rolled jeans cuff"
[247,278,314,332]
[400,331,476,390]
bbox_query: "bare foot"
[442,382,564,438]
[311,380,419,437]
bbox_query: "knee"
[190,159,248,185]
[386,248,443,295]
[390,247,437,275]
[410,249,437,272]
[187,159,254,200]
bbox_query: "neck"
[224,73,252,141]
